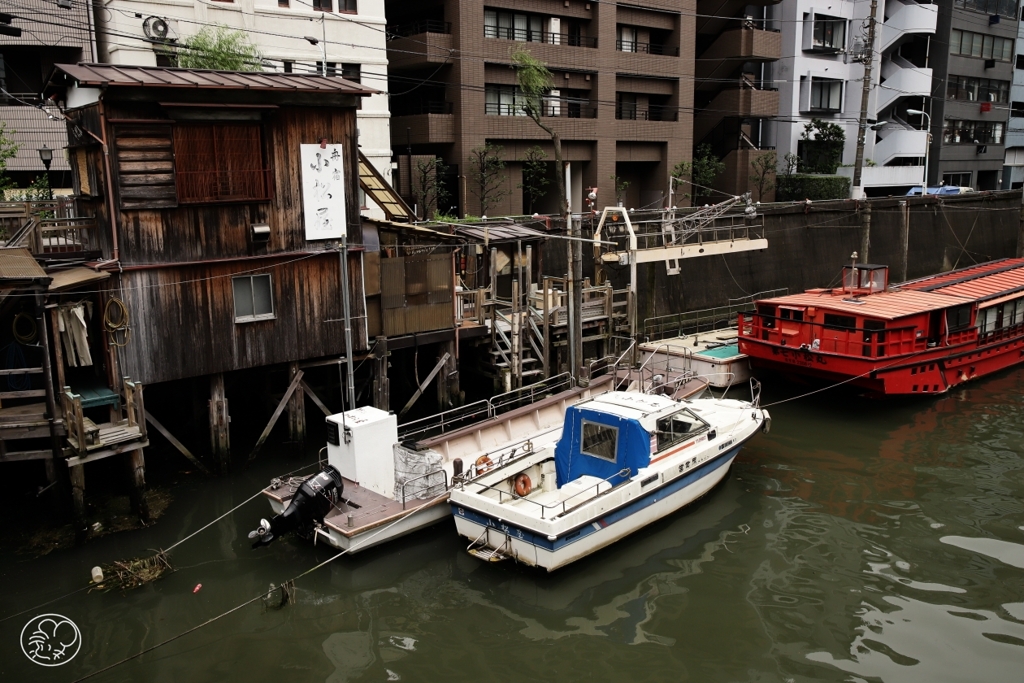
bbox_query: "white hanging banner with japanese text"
[300,143,346,240]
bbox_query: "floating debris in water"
[100,552,172,591]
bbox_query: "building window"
[485,9,543,42]
[942,120,1004,144]
[233,274,275,322]
[316,62,337,77]
[339,0,356,11]
[278,0,289,6]
[804,14,845,52]
[581,421,617,461]
[946,75,1010,102]
[283,60,293,73]
[1017,55,1024,69]
[953,0,1016,18]
[341,63,360,83]
[617,25,638,52]
[485,84,527,116]
[312,0,332,11]
[950,29,1014,62]
[809,78,842,112]
[943,171,973,187]
[1012,101,1024,117]
[616,92,638,120]
[173,123,271,203]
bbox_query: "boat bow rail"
[458,466,631,520]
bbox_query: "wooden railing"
[61,378,146,455]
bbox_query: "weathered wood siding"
[115,252,364,384]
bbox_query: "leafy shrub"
[776,174,851,201]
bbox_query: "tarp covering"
[555,406,652,488]
[393,444,446,500]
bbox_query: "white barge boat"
[248,377,611,553]
[449,383,770,571]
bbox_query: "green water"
[2,369,1023,682]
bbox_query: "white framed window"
[581,420,618,461]
[233,274,275,322]
[809,77,842,111]
[803,13,846,52]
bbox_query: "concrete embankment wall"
[605,191,1021,324]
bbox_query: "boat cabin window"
[979,306,998,335]
[655,409,710,452]
[581,421,618,462]
[945,304,972,332]
[980,298,1024,334]
[823,313,856,331]
[757,304,776,328]
[780,308,804,322]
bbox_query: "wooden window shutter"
[112,124,178,210]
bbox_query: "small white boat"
[248,377,611,554]
[449,383,770,571]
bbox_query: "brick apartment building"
[385,0,699,215]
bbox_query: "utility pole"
[852,0,878,264]
[1018,184,1024,257]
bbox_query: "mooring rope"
[759,356,911,409]
[70,490,451,683]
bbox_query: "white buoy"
[91,566,103,583]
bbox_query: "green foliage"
[780,152,800,177]
[177,26,264,71]
[609,174,631,205]
[749,150,776,200]
[799,118,846,174]
[775,174,851,201]
[0,122,19,192]
[672,143,725,205]
[518,146,549,214]
[468,143,510,217]
[413,157,450,219]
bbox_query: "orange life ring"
[514,473,533,497]
[475,455,493,474]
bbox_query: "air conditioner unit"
[143,16,169,40]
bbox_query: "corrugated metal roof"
[902,259,1024,302]
[758,289,972,320]
[452,223,548,243]
[48,267,110,292]
[0,248,48,282]
[50,63,375,96]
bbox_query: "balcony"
[693,86,779,142]
[485,101,598,118]
[836,165,925,188]
[695,28,781,87]
[486,27,597,48]
[877,63,933,112]
[615,104,679,121]
[387,24,453,71]
[615,40,678,56]
[881,0,938,52]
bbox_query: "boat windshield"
[655,409,709,452]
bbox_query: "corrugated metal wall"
[380,254,453,337]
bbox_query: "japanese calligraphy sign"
[300,143,347,240]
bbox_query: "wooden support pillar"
[69,462,85,529]
[435,340,458,408]
[209,373,230,475]
[286,362,306,445]
[899,200,910,282]
[125,448,150,524]
[373,336,390,411]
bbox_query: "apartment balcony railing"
[616,105,679,121]
[393,101,454,116]
[485,102,598,118]
[484,27,597,48]
[389,20,452,37]
[615,40,679,56]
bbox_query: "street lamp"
[906,108,931,196]
[37,145,53,199]
[304,35,327,76]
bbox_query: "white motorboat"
[247,376,611,554]
[449,382,770,571]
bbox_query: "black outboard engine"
[248,466,344,547]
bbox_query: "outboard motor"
[248,466,344,548]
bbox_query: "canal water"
[2,368,1023,682]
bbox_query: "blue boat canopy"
[555,405,652,487]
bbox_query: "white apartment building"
[95,0,391,217]
[772,0,938,195]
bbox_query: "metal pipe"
[98,98,120,262]
[340,235,356,411]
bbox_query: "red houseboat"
[737,258,1024,396]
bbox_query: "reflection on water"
[0,369,1022,682]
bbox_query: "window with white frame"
[485,84,528,116]
[233,274,275,322]
[809,77,842,111]
[803,13,845,52]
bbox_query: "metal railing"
[464,466,631,520]
[393,101,454,116]
[615,40,678,55]
[484,27,597,47]
[398,372,573,442]
[400,469,449,508]
[485,102,598,118]
[615,105,679,121]
[643,289,788,341]
[389,20,452,37]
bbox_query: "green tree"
[0,122,19,193]
[177,26,264,71]
[468,143,510,217]
[511,48,567,221]
[672,143,725,205]
[413,157,450,219]
[749,150,776,201]
[609,174,630,205]
[518,146,549,214]
[799,118,846,174]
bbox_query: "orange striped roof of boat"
[899,258,1024,303]
[757,289,973,320]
